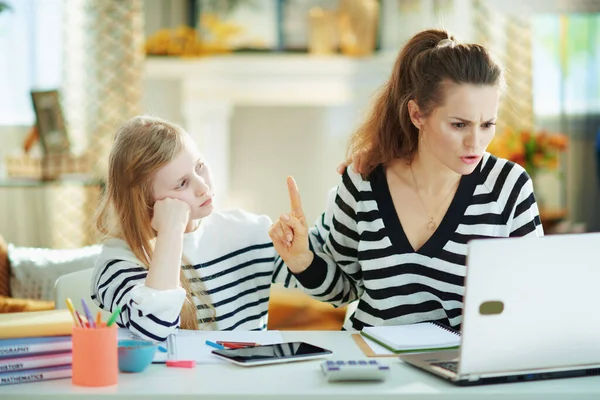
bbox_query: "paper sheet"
[119,329,284,364]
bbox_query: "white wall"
[141,77,366,224]
[229,106,358,224]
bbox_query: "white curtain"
[0,183,100,249]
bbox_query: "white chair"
[54,268,111,320]
[344,300,358,327]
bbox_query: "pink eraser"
[166,360,196,368]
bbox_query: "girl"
[270,29,544,331]
[91,116,296,342]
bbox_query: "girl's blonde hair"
[95,115,213,330]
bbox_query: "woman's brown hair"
[349,29,504,177]
[95,115,213,330]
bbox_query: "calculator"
[320,360,390,382]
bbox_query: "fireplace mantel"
[143,53,394,208]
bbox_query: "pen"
[96,311,102,326]
[205,340,225,350]
[216,341,259,348]
[106,305,122,327]
[74,310,85,328]
[81,299,95,328]
[218,342,259,349]
[65,298,79,327]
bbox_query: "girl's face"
[417,82,500,175]
[152,135,215,220]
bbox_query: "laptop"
[399,232,600,386]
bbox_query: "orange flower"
[487,128,568,175]
[548,134,568,150]
[511,153,526,167]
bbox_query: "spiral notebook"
[359,322,461,354]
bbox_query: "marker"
[95,311,102,326]
[106,305,122,327]
[81,299,95,328]
[65,298,79,327]
[205,340,225,350]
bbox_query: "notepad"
[360,322,461,354]
[0,310,74,339]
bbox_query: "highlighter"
[65,298,79,327]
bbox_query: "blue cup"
[118,340,157,373]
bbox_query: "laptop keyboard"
[432,361,458,373]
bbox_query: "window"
[532,14,600,116]
[0,0,62,125]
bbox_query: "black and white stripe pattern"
[296,153,544,331]
[91,210,294,342]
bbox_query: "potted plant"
[487,128,568,210]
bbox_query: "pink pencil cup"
[72,324,118,387]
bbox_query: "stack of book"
[0,309,74,386]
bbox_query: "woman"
[270,29,543,331]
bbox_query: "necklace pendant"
[427,220,437,231]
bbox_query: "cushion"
[9,244,102,301]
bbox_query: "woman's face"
[417,82,500,175]
[152,135,215,220]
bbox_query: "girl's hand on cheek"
[152,197,191,235]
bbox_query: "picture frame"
[30,90,70,156]
[184,0,383,53]
[190,0,281,52]
[281,0,382,53]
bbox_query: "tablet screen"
[211,342,332,364]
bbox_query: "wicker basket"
[5,154,91,181]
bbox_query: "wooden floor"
[267,286,346,331]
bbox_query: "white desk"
[2,331,600,399]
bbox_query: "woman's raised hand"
[268,177,314,273]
